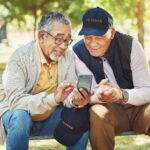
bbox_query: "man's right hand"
[95,79,123,103]
[54,81,74,104]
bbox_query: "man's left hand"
[95,79,123,103]
[72,88,91,108]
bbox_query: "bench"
[29,131,138,141]
[0,75,137,141]
[30,136,53,140]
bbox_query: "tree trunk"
[33,7,37,39]
[136,0,145,47]
[0,22,7,43]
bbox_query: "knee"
[90,104,112,126]
[143,104,150,134]
[90,104,109,119]
[144,104,150,116]
[10,110,32,130]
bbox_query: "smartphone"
[77,74,93,94]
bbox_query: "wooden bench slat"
[29,131,138,140]
[30,136,53,140]
[117,131,138,136]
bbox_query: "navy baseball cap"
[79,7,113,36]
[54,106,90,146]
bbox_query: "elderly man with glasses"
[0,12,90,150]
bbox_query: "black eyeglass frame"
[44,31,73,45]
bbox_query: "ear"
[110,27,116,39]
[38,31,45,42]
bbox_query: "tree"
[136,0,144,47]
[0,0,58,36]
[95,0,145,47]
[0,22,7,43]
[0,0,149,46]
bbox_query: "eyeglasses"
[44,31,73,46]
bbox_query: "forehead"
[84,35,102,38]
[84,35,107,40]
[49,21,71,37]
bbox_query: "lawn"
[0,135,149,150]
[115,135,150,150]
[28,135,150,150]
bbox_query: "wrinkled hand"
[95,79,122,103]
[72,88,91,108]
[54,81,74,104]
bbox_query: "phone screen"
[77,74,93,94]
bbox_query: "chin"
[50,53,61,61]
[89,52,100,57]
[90,50,106,57]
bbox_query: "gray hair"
[37,12,71,32]
[103,29,112,39]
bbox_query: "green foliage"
[0,0,150,37]
[0,0,58,29]
[94,0,137,26]
[0,0,24,21]
[145,0,150,19]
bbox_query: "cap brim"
[79,27,108,36]
[54,122,82,147]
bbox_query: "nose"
[89,39,98,48]
[59,42,67,49]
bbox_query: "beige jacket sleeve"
[2,45,76,117]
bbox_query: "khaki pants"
[89,103,150,150]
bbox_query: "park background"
[0,0,150,149]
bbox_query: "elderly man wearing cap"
[73,7,150,150]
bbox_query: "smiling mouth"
[55,51,64,57]
[90,48,99,51]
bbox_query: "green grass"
[28,135,150,150]
[115,135,150,150]
[29,140,92,150]
[29,140,66,150]
[29,145,65,150]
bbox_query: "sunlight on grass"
[27,135,150,150]
[29,139,92,150]
[29,139,65,150]
[115,135,150,150]
[134,135,150,145]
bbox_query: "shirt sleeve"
[126,38,150,105]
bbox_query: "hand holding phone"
[77,74,93,95]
